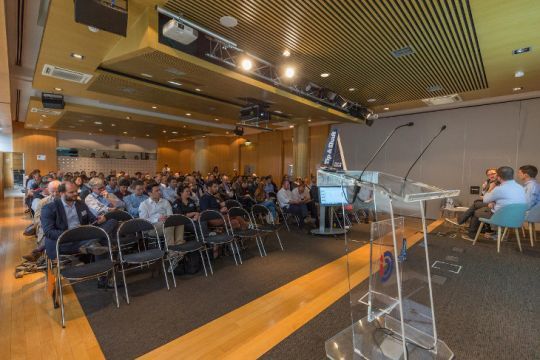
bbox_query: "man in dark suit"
[41,181,118,260]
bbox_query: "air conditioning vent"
[42,64,93,84]
[30,107,63,116]
[427,84,443,92]
[422,94,462,106]
[391,46,414,58]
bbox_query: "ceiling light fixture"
[152,106,158,109]
[383,107,390,111]
[146,134,150,137]
[282,49,291,57]
[289,125,294,128]
[240,58,253,71]
[141,73,153,78]
[167,80,182,86]
[99,129,103,132]
[94,121,102,125]
[195,88,202,92]
[220,15,238,28]
[172,131,178,134]
[225,131,229,134]
[123,131,128,134]
[320,73,330,78]
[125,116,131,120]
[54,87,63,91]
[88,26,100,33]
[348,88,356,91]
[183,125,186,128]
[162,130,167,133]
[515,70,525,78]
[111,123,116,126]
[186,113,191,116]
[214,118,219,121]
[284,67,295,78]
[41,114,47,118]
[513,87,523,91]
[367,98,377,103]
[70,52,84,60]
[307,119,312,122]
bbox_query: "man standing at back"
[463,166,526,241]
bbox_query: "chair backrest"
[251,204,274,225]
[489,203,528,228]
[526,203,540,222]
[198,209,229,237]
[225,199,242,210]
[105,210,133,222]
[56,225,113,259]
[116,218,161,254]
[227,206,253,230]
[163,214,199,243]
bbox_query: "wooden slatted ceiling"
[164,0,487,106]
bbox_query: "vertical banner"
[321,128,347,170]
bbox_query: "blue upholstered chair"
[525,204,540,247]
[472,203,528,253]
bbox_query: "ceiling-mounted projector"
[163,19,198,45]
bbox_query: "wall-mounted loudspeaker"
[233,126,244,136]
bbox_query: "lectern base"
[325,316,454,360]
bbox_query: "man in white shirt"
[277,179,308,226]
[139,183,173,236]
[162,164,171,174]
[464,166,526,240]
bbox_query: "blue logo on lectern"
[379,251,394,283]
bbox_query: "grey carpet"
[262,225,540,360]
[73,225,368,359]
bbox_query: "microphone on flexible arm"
[402,125,447,188]
[351,122,414,203]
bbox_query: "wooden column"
[293,123,309,179]
[194,138,209,174]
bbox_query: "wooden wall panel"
[207,137,242,175]
[177,140,195,174]
[257,131,283,179]
[12,122,57,174]
[309,125,330,177]
[157,139,195,174]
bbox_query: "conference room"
[0,1,539,359]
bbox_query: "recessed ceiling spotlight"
[111,123,116,127]
[513,87,523,91]
[225,131,229,134]
[186,113,191,116]
[348,88,356,91]
[320,73,330,78]
[383,107,390,111]
[167,80,182,86]
[94,121,102,125]
[41,114,47,118]
[88,26,100,33]
[284,67,295,78]
[146,134,150,137]
[98,129,103,132]
[282,49,291,57]
[39,119,43,122]
[195,88,202,92]
[88,132,92,135]
[152,106,158,109]
[183,125,187,128]
[172,131,178,134]
[274,110,282,114]
[125,116,131,120]
[202,135,206,138]
[515,70,525,78]
[307,119,312,122]
[54,87,63,91]
[70,52,84,60]
[141,73,153,78]
[289,125,294,128]
[123,131,128,134]
[162,130,167,133]
[214,118,219,121]
[220,15,238,28]
[367,98,377,103]
[512,47,531,55]
[240,58,253,71]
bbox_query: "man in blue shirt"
[124,180,148,217]
[105,175,118,194]
[463,166,527,240]
[517,165,540,210]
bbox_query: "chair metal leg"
[111,269,120,308]
[529,223,534,247]
[234,241,243,264]
[119,262,130,304]
[258,235,267,256]
[275,231,284,251]
[514,228,522,252]
[205,249,214,275]
[161,259,170,290]
[472,222,484,245]
[199,250,208,277]
[57,269,66,328]
[254,236,264,257]
[497,226,502,253]
[169,258,177,288]
[229,243,238,265]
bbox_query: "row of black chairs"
[51,204,284,327]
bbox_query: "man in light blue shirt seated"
[162,177,179,203]
[124,180,148,218]
[464,166,527,240]
[517,165,540,210]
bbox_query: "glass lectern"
[320,169,459,360]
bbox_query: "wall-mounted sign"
[37,155,46,161]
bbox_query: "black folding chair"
[105,210,133,222]
[228,207,266,257]
[163,215,211,286]
[225,199,242,210]
[198,210,241,269]
[54,225,119,328]
[252,204,284,251]
[116,219,170,304]
[276,200,301,231]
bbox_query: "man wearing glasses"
[446,168,499,228]
[85,177,118,216]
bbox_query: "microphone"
[351,122,414,203]
[402,125,447,183]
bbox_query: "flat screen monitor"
[319,186,348,206]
